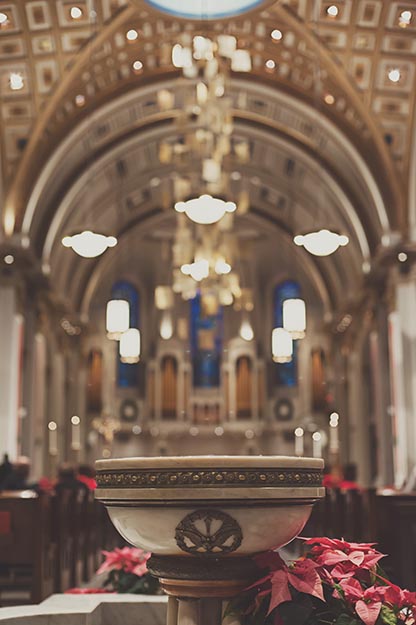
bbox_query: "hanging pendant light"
[294,230,349,256]
[62,231,117,258]
[283,298,306,339]
[239,316,254,341]
[175,195,236,225]
[272,328,293,363]
[119,329,141,364]
[160,310,174,340]
[106,300,130,340]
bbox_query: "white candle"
[329,412,339,453]
[48,421,58,456]
[71,415,81,451]
[294,427,304,456]
[312,431,322,458]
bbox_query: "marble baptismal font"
[95,455,324,625]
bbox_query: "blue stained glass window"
[190,293,223,388]
[111,281,139,388]
[273,280,299,387]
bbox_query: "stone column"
[148,555,256,625]
[347,345,372,487]
[0,285,23,459]
[169,597,232,625]
[392,276,416,481]
[177,599,199,625]
[29,332,47,477]
[368,302,395,487]
[49,345,65,470]
[332,346,349,468]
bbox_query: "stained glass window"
[190,293,223,388]
[111,281,140,388]
[273,280,300,387]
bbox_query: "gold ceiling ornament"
[169,209,253,313]
[156,32,254,311]
[172,217,236,301]
[158,32,251,201]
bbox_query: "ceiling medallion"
[294,230,349,257]
[143,0,265,20]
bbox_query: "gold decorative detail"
[96,467,323,489]
[175,509,242,555]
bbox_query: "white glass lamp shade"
[119,329,141,364]
[160,311,174,340]
[202,160,222,184]
[240,317,254,341]
[171,43,193,68]
[283,298,306,339]
[175,195,236,225]
[181,259,210,282]
[219,288,234,306]
[272,328,293,363]
[294,230,349,257]
[155,286,174,310]
[217,35,237,58]
[106,300,130,340]
[145,0,264,19]
[62,231,117,258]
[215,258,232,275]
[231,49,252,72]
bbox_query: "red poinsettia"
[97,546,150,577]
[230,537,416,625]
[249,548,325,614]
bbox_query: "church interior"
[0,0,415,617]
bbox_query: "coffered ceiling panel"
[0,0,414,240]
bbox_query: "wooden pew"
[69,488,88,588]
[301,488,415,590]
[0,489,127,605]
[83,491,97,582]
[376,493,416,589]
[51,489,73,593]
[0,491,54,606]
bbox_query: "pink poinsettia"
[97,547,150,577]
[242,538,416,625]
[249,551,325,614]
[302,537,385,582]
[384,584,416,623]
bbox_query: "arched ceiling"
[0,0,414,325]
[27,78,384,256]
[45,126,362,316]
[1,0,413,237]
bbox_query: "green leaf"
[335,614,358,625]
[380,606,398,625]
